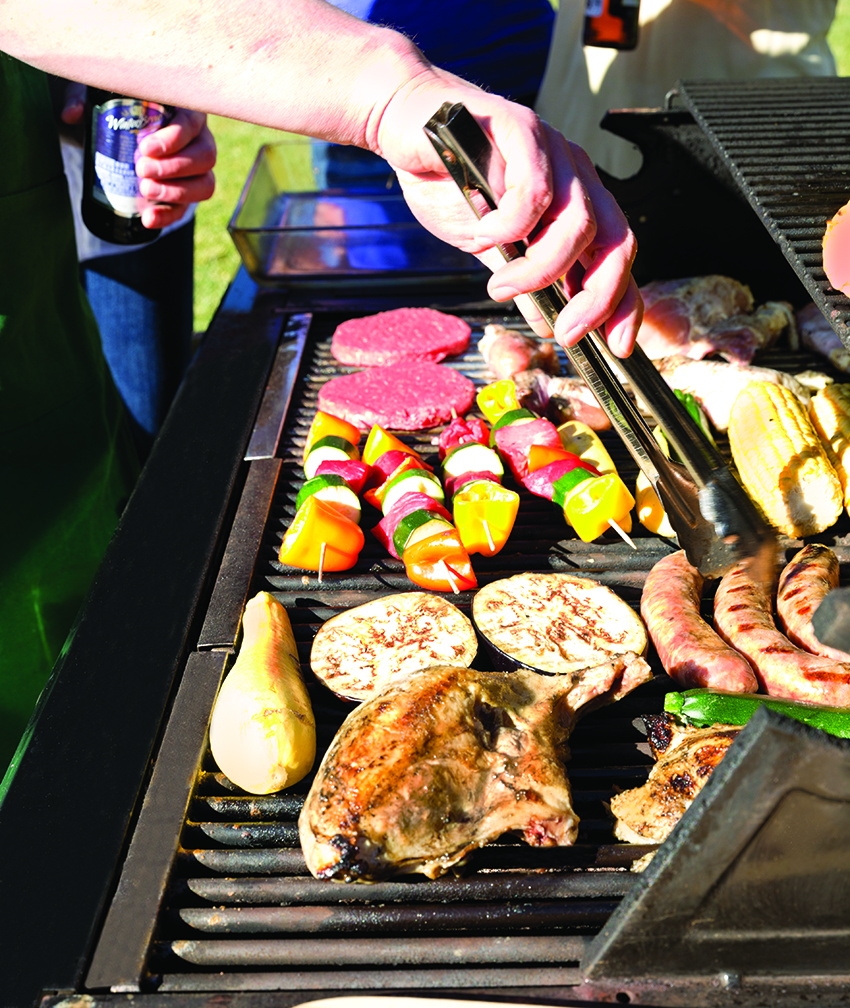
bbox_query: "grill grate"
[87,306,849,1000]
[677,77,850,344]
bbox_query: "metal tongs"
[424,102,776,581]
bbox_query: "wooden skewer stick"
[318,542,327,583]
[440,559,460,594]
[483,518,495,553]
[608,519,637,550]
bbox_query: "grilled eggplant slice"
[310,591,477,701]
[472,572,647,675]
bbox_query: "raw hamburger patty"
[318,361,476,431]
[331,307,471,366]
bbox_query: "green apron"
[0,54,140,774]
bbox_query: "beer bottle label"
[90,98,171,218]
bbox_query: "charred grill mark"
[736,623,758,633]
[782,584,804,600]
[803,669,850,683]
[668,772,695,796]
[760,643,797,654]
[728,603,750,612]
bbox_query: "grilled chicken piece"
[299,658,652,882]
[653,354,811,431]
[478,323,561,379]
[637,275,792,365]
[610,712,741,845]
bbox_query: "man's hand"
[61,82,217,230]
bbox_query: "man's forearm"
[1,0,427,147]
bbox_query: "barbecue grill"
[3,78,850,1008]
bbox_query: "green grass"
[193,5,850,333]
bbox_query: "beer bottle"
[583,0,640,50]
[82,91,174,244]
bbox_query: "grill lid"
[677,77,850,345]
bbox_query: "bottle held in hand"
[583,0,640,50]
[82,91,174,244]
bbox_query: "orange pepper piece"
[527,443,589,473]
[402,528,477,593]
[278,497,364,571]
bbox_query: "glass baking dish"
[228,139,485,286]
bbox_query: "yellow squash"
[209,591,316,794]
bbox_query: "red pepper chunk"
[453,481,519,556]
[402,528,477,593]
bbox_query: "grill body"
[3,79,850,1008]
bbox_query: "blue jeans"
[80,220,195,455]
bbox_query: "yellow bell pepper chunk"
[476,380,520,425]
[362,425,421,467]
[563,473,635,543]
[453,482,519,556]
[557,420,616,475]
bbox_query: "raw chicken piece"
[610,712,741,845]
[637,275,792,365]
[478,323,561,379]
[513,369,611,430]
[299,657,652,882]
[797,301,850,372]
[654,355,811,431]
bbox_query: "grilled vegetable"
[209,592,316,794]
[665,687,850,739]
[728,380,843,537]
[452,480,519,556]
[310,592,477,701]
[302,410,361,464]
[304,434,360,479]
[362,424,421,466]
[295,473,361,524]
[402,527,477,593]
[442,441,503,482]
[373,491,453,559]
[561,471,635,542]
[278,496,364,571]
[363,454,425,509]
[379,466,445,515]
[809,382,850,512]
[476,378,520,424]
[472,572,647,674]
[635,391,714,538]
[557,419,617,476]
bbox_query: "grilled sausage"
[776,544,850,662]
[714,563,850,706]
[641,551,758,692]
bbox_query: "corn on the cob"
[809,383,850,513]
[728,380,842,538]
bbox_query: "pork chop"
[299,658,652,881]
